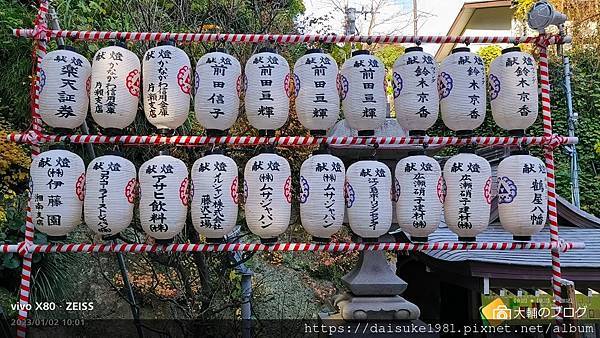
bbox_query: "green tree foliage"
[374,45,405,112]
[549,50,600,215]
[477,45,502,72]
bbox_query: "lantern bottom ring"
[455,130,474,137]
[513,235,532,242]
[312,236,331,243]
[54,128,74,136]
[154,238,174,245]
[103,128,123,136]
[205,129,228,137]
[411,236,428,243]
[102,234,120,241]
[258,130,276,137]
[408,130,427,137]
[309,130,327,136]
[508,129,526,136]
[260,237,278,245]
[156,128,175,136]
[205,237,226,244]
[357,130,375,137]
[458,236,477,242]
[47,235,68,242]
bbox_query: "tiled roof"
[420,222,600,268]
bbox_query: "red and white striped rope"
[6,133,578,148]
[17,1,47,337]
[539,42,564,325]
[0,241,585,254]
[12,29,572,45]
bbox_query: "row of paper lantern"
[30,148,547,242]
[39,44,537,136]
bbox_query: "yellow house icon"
[481,298,512,326]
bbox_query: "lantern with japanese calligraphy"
[443,149,492,241]
[299,149,345,241]
[30,149,86,240]
[142,41,192,133]
[194,49,242,135]
[138,152,189,243]
[38,46,91,131]
[497,151,547,241]
[84,153,136,238]
[394,151,443,242]
[244,150,292,243]
[90,43,141,132]
[345,160,392,240]
[439,47,486,135]
[244,48,290,134]
[191,152,239,242]
[293,49,339,135]
[489,47,538,135]
[393,47,438,135]
[340,50,386,135]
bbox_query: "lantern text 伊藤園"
[30,149,86,239]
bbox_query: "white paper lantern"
[489,47,538,135]
[30,149,85,239]
[497,152,547,240]
[443,151,492,241]
[395,153,443,241]
[345,160,392,239]
[299,152,345,241]
[244,49,290,132]
[294,49,340,135]
[393,47,438,135]
[194,49,242,134]
[340,50,386,135]
[191,152,239,241]
[84,154,136,237]
[38,47,91,130]
[139,154,189,242]
[244,151,291,242]
[90,44,141,131]
[439,47,486,134]
[142,43,192,132]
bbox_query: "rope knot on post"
[26,130,41,145]
[544,134,563,150]
[535,35,551,50]
[558,239,572,253]
[17,241,32,257]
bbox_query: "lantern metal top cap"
[458,146,476,154]
[452,46,470,53]
[351,49,370,56]
[408,149,425,156]
[405,46,423,53]
[209,47,228,53]
[259,47,277,53]
[305,48,324,55]
[104,150,124,157]
[58,45,77,52]
[502,46,521,54]
[205,147,224,155]
[109,40,127,48]
[158,39,176,47]
[510,149,530,156]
